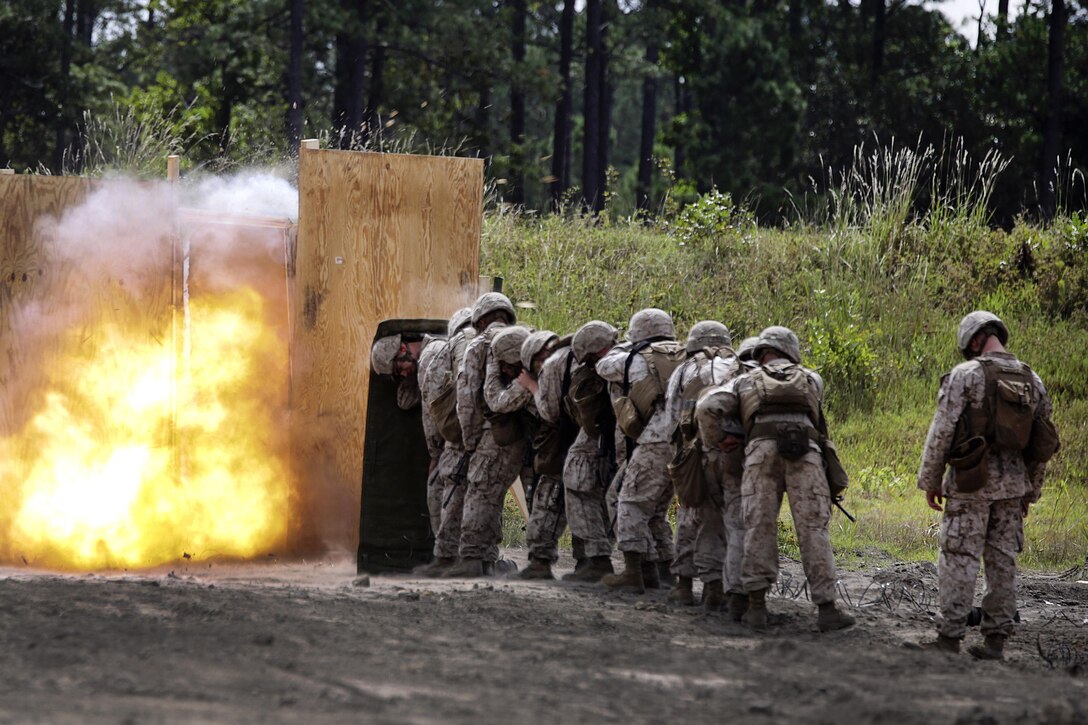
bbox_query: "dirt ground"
[2,550,1088,724]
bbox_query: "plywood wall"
[0,175,97,433]
[293,149,483,550]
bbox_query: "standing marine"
[918,311,1058,658]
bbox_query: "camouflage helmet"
[957,310,1009,359]
[626,308,676,343]
[521,330,559,371]
[753,326,801,364]
[370,335,402,375]
[735,336,760,362]
[572,320,618,363]
[471,292,516,326]
[447,307,473,337]
[492,325,531,365]
[685,320,732,354]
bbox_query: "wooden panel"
[0,175,98,433]
[293,150,482,550]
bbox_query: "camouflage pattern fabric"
[526,474,567,562]
[937,497,1023,639]
[563,430,613,558]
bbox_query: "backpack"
[613,340,687,440]
[737,363,821,437]
[677,347,735,444]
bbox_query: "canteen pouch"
[776,422,810,461]
[949,435,989,493]
[668,441,708,508]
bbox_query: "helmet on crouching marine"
[521,330,559,371]
[685,320,732,354]
[626,308,676,343]
[492,326,532,365]
[370,335,402,375]
[572,321,618,364]
[957,311,1009,359]
[753,326,801,364]
[471,292,516,327]
[735,336,760,362]
[448,307,473,337]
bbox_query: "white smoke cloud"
[183,170,299,221]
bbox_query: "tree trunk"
[364,14,387,145]
[595,0,612,212]
[637,40,659,215]
[674,75,690,179]
[54,0,77,172]
[333,1,368,149]
[582,0,602,212]
[286,0,304,152]
[509,0,527,206]
[550,0,575,210]
[872,0,885,81]
[1040,0,1066,221]
[75,0,96,47]
[997,0,1010,36]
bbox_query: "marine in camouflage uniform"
[918,311,1057,659]
[697,326,855,632]
[597,309,683,593]
[561,320,621,583]
[412,308,475,577]
[446,293,521,578]
[516,331,573,579]
[663,320,745,612]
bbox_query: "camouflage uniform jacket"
[663,354,741,443]
[917,351,1052,502]
[534,347,575,425]
[416,335,448,460]
[456,321,507,451]
[596,342,674,445]
[483,350,536,417]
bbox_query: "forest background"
[1,0,1087,568]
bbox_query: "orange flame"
[0,287,291,570]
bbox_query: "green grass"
[491,146,1088,570]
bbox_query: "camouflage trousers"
[938,496,1024,639]
[526,474,566,562]
[671,505,699,578]
[563,431,613,558]
[614,441,675,562]
[458,428,525,562]
[694,449,745,593]
[741,439,838,605]
[433,444,470,559]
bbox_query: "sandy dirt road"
[2,551,1087,724]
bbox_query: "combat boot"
[668,576,695,606]
[657,562,675,587]
[412,557,455,578]
[968,634,1005,660]
[743,588,769,631]
[562,556,614,582]
[727,592,749,622]
[921,634,961,653]
[701,579,725,612]
[602,551,645,593]
[443,558,485,578]
[518,558,554,580]
[817,602,857,632]
[641,560,662,589]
